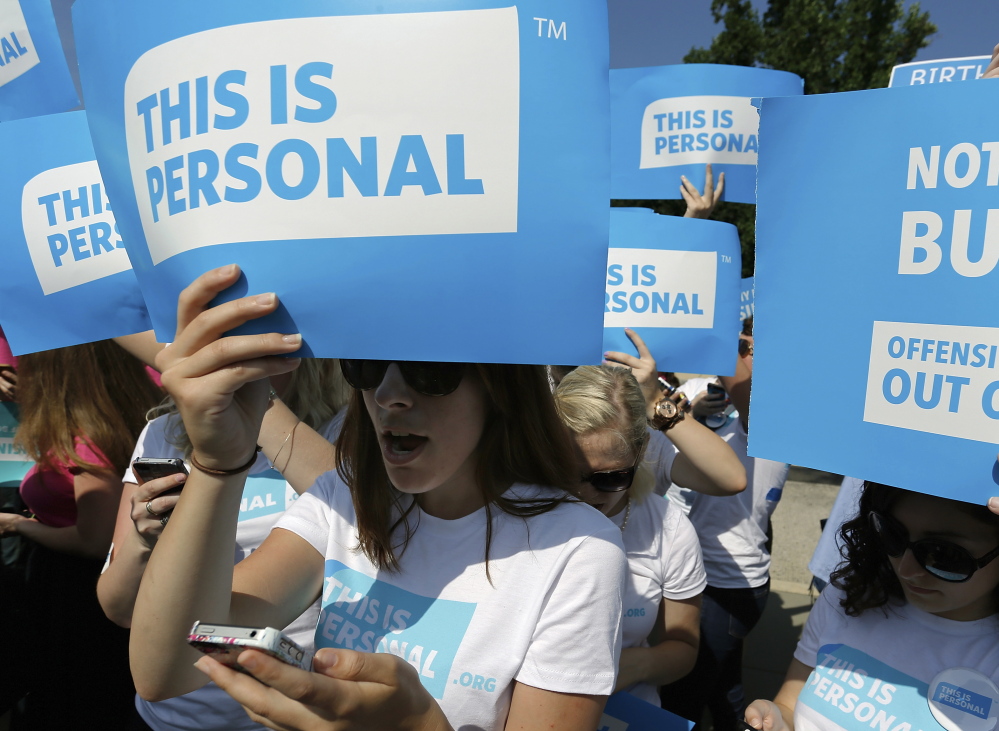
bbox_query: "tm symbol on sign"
[533,17,567,39]
[721,254,733,263]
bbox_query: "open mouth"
[380,430,429,464]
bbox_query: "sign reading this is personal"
[611,64,803,204]
[752,81,999,503]
[889,56,993,88]
[74,0,611,365]
[0,0,78,121]
[603,209,741,375]
[0,111,151,355]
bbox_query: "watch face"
[658,400,678,419]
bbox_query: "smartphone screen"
[132,458,188,483]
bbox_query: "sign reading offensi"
[125,10,519,265]
[751,81,999,502]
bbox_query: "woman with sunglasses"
[128,266,628,731]
[746,481,999,731]
[554,363,706,708]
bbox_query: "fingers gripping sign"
[603,328,661,416]
[195,647,449,731]
[156,265,304,471]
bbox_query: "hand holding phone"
[130,458,188,545]
[188,622,314,672]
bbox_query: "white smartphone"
[187,621,313,672]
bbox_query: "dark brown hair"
[15,340,163,476]
[335,363,579,571]
[831,481,999,616]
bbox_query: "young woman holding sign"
[745,482,999,731]
[128,265,627,731]
[98,358,347,731]
[553,361,706,706]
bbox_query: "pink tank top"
[19,439,111,528]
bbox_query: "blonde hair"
[150,358,350,457]
[553,365,655,502]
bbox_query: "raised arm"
[259,396,336,493]
[130,266,317,701]
[605,329,745,496]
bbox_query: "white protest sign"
[124,9,519,265]
[639,95,759,170]
[22,161,127,295]
[604,248,717,329]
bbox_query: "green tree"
[612,0,936,276]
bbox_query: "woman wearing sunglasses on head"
[128,265,628,731]
[746,481,999,731]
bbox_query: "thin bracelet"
[189,446,261,476]
[271,421,299,472]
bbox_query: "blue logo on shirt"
[238,469,285,522]
[316,560,476,699]
[934,683,992,719]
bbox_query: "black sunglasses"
[340,360,465,397]
[870,511,999,583]
[581,457,641,493]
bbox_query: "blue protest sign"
[752,81,999,503]
[0,403,32,486]
[73,0,610,365]
[0,111,151,355]
[599,691,695,731]
[889,56,993,88]
[740,276,754,321]
[0,0,78,121]
[610,64,803,205]
[603,209,741,376]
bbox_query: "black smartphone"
[707,382,727,398]
[132,457,188,483]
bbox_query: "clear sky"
[609,0,998,69]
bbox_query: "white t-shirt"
[124,412,342,731]
[274,475,628,731]
[808,477,865,585]
[644,427,680,494]
[609,493,706,706]
[665,380,788,588]
[793,586,999,731]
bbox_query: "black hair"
[831,481,999,616]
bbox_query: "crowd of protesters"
[0,41,997,731]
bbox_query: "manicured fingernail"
[989,497,999,510]
[256,293,275,306]
[221,264,237,276]
[282,333,302,345]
